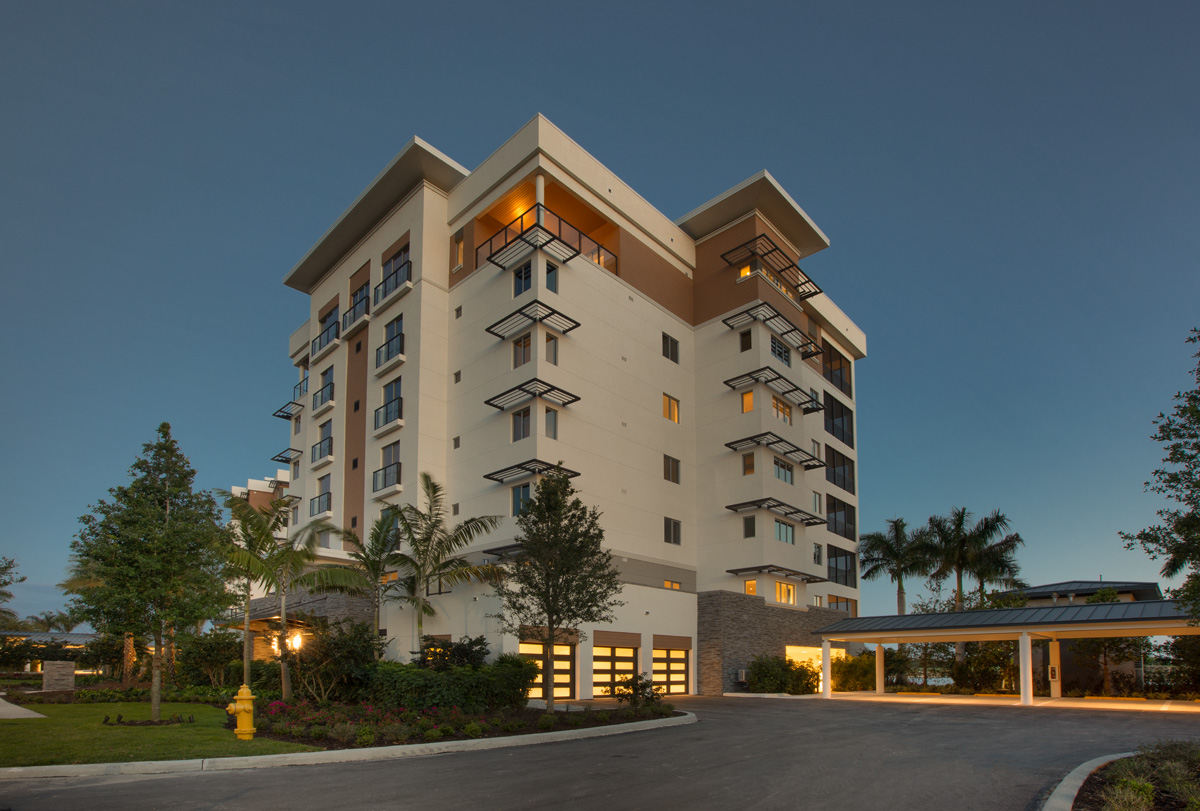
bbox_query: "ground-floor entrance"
[519,641,576,701]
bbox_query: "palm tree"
[969,535,1026,602]
[325,512,406,659]
[391,473,503,656]
[859,518,931,615]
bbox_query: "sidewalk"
[0,697,46,719]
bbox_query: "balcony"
[311,320,340,361]
[309,492,332,519]
[312,382,334,417]
[374,260,413,314]
[373,397,404,438]
[476,204,617,273]
[294,377,309,401]
[372,462,403,500]
[374,333,406,378]
[722,234,821,304]
[342,297,370,339]
[311,437,334,470]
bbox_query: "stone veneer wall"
[697,590,852,695]
[243,586,374,660]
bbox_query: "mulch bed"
[1071,760,1194,811]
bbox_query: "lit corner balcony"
[723,234,822,306]
[309,492,332,520]
[341,298,370,340]
[373,259,413,315]
[310,437,334,470]
[373,397,404,438]
[374,333,406,378]
[312,382,335,417]
[475,204,617,273]
[311,321,340,361]
[372,462,403,500]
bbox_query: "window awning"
[727,564,828,584]
[484,378,581,410]
[725,432,824,470]
[722,303,821,358]
[483,459,581,483]
[724,367,822,413]
[272,401,304,420]
[725,497,826,527]
[485,299,582,339]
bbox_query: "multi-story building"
[270,115,866,698]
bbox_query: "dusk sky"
[2,2,1197,622]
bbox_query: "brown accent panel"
[693,217,761,324]
[245,489,273,511]
[342,302,369,541]
[318,294,340,322]
[382,231,410,264]
[520,625,580,645]
[350,260,371,291]
[614,228,692,323]
[593,631,641,648]
[652,634,692,650]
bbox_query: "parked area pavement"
[0,697,45,719]
[829,690,1200,714]
[4,695,1199,811]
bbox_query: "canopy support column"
[875,643,885,695]
[822,639,832,699]
[1049,640,1061,699]
[1019,632,1033,706]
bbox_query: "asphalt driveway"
[4,696,1198,810]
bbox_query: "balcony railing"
[374,397,403,430]
[311,320,340,355]
[374,260,412,305]
[309,492,331,516]
[376,333,405,368]
[342,297,369,331]
[372,462,402,492]
[313,382,334,410]
[476,204,617,273]
[294,377,309,400]
[311,437,333,463]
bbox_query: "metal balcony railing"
[313,382,334,409]
[342,297,369,331]
[476,204,617,273]
[372,462,402,492]
[309,492,331,516]
[311,437,333,463]
[374,260,412,305]
[294,377,309,400]
[376,333,405,368]
[311,320,339,355]
[374,397,403,430]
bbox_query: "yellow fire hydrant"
[225,684,256,741]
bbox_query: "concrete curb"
[1040,752,1133,811]
[0,711,697,780]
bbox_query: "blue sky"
[1,1,1197,621]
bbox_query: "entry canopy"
[817,600,1200,644]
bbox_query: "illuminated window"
[741,391,754,413]
[663,454,681,484]
[663,394,680,423]
[774,457,794,485]
[772,396,792,425]
[454,236,464,269]
[652,648,689,695]
[664,580,681,590]
[742,452,755,475]
[513,333,532,368]
[744,580,757,595]
[829,596,858,616]
[775,582,796,605]
[520,641,576,700]
[812,595,823,608]
[592,645,636,696]
[513,261,532,297]
[775,519,795,545]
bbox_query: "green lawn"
[0,702,319,767]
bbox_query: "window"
[454,236,464,269]
[374,442,401,491]
[811,439,822,459]
[663,454,681,484]
[454,371,461,384]
[378,315,404,368]
[740,330,752,352]
[314,366,334,408]
[545,334,558,365]
[593,645,636,697]
[773,458,794,485]
[743,515,756,538]
[664,580,681,590]
[829,596,857,616]
[664,517,681,545]
[512,407,531,441]
[812,595,823,608]
[455,305,462,319]
[663,394,680,423]
[812,491,822,515]
[546,263,558,293]
[511,483,531,516]
[825,447,856,494]
[813,543,823,565]
[310,474,331,516]
[453,436,460,449]
[293,416,301,436]
[744,580,757,596]
[318,529,332,549]
[347,282,369,325]
[292,460,300,478]
[652,648,689,696]
[545,407,558,440]
[822,340,853,397]
[776,582,796,605]
[742,453,755,475]
[828,545,857,587]
[382,440,400,468]
[772,395,792,425]
[770,336,791,367]
[513,261,532,297]
[662,333,679,363]
[312,420,333,462]
[513,333,532,368]
[452,503,459,516]
[384,245,410,283]
[774,519,795,545]
[741,391,754,413]
[826,495,856,541]
[824,392,854,448]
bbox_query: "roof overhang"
[284,137,469,293]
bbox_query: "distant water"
[907,677,954,687]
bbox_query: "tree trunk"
[372,588,380,662]
[1101,649,1111,695]
[896,580,906,616]
[150,630,162,722]
[164,628,175,687]
[122,632,136,688]
[544,627,557,712]
[280,585,291,701]
[954,567,966,665]
[242,580,253,686]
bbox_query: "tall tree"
[859,518,930,615]
[391,474,502,653]
[68,423,231,720]
[491,469,624,711]
[1073,588,1151,695]
[1122,328,1200,616]
[0,557,24,629]
[320,512,407,659]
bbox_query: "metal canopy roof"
[722,303,821,358]
[817,600,1200,642]
[272,401,304,420]
[721,234,822,301]
[723,367,822,412]
[0,631,98,645]
[485,299,582,339]
[1003,581,1164,602]
[726,496,826,527]
[482,459,581,483]
[727,564,828,584]
[482,542,524,559]
[484,378,581,410]
[271,448,303,464]
[725,432,824,470]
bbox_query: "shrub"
[746,655,820,695]
[423,728,444,742]
[329,723,357,744]
[831,651,875,691]
[355,726,377,747]
[176,629,241,688]
[289,617,382,703]
[463,722,484,738]
[418,635,490,671]
[594,711,611,723]
[537,713,557,731]
[565,714,584,727]
[611,672,663,708]
[369,656,537,713]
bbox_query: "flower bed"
[1073,740,1200,811]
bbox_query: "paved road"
[4,696,1198,811]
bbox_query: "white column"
[1019,632,1033,706]
[1049,639,1062,699]
[875,643,885,695]
[535,173,545,225]
[821,640,832,698]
